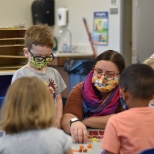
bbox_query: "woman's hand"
[70,121,88,143]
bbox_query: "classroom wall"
[53,0,122,55]
[2,0,153,64]
[0,0,33,28]
[0,0,123,56]
[132,0,154,63]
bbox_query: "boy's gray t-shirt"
[11,66,66,95]
[0,128,72,154]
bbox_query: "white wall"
[132,0,154,63]
[55,0,122,55]
[0,0,33,27]
[0,0,122,55]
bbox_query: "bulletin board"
[92,12,108,45]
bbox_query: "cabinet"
[0,28,27,71]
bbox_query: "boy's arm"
[55,93,63,128]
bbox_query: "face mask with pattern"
[29,57,48,70]
[92,74,119,93]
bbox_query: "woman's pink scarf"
[82,71,120,119]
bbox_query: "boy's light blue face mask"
[120,96,129,110]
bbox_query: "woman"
[61,50,125,143]
[0,77,72,154]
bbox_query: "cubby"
[0,28,27,71]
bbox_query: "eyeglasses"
[93,67,119,78]
[28,49,54,62]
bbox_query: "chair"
[139,148,154,154]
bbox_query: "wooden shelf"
[0,28,27,30]
[0,70,16,75]
[0,55,25,58]
[0,38,24,41]
[0,28,27,71]
[0,65,23,70]
[0,44,24,47]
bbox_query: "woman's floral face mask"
[92,73,119,93]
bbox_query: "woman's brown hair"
[0,77,55,134]
[93,50,125,73]
[93,50,125,99]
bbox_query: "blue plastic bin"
[64,59,94,92]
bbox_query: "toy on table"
[72,130,104,153]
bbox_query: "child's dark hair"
[119,63,154,99]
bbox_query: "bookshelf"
[0,28,27,72]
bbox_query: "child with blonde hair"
[0,77,72,154]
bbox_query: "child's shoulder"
[111,107,153,122]
[15,65,33,75]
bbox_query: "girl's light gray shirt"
[0,127,72,154]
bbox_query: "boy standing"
[11,25,66,128]
[102,64,154,154]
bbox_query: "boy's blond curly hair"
[24,24,54,49]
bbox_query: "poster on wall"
[92,12,108,45]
